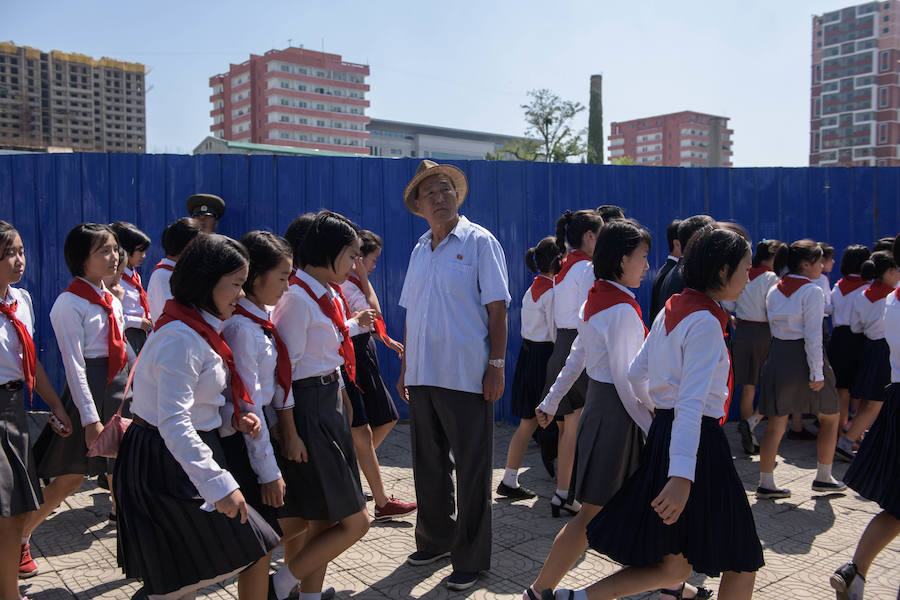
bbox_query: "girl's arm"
[802,287,826,383]
[34,360,71,436]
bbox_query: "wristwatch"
[488,358,505,369]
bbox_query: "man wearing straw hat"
[397,160,510,591]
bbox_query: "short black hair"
[718,221,751,243]
[63,223,117,278]
[555,210,604,254]
[819,242,835,260]
[301,211,359,271]
[682,226,750,293]
[786,239,823,274]
[526,236,561,275]
[170,234,249,318]
[874,237,894,252]
[840,244,872,277]
[593,219,652,281]
[860,250,896,282]
[240,231,292,296]
[0,220,19,258]
[677,214,716,250]
[596,205,625,222]
[665,219,682,253]
[161,217,203,257]
[110,221,151,254]
[284,212,316,268]
[358,230,383,256]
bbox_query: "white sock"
[273,565,299,600]
[300,594,322,600]
[557,590,587,600]
[555,488,568,499]
[759,472,776,490]
[20,536,29,546]
[816,462,836,483]
[747,414,760,431]
[502,468,520,488]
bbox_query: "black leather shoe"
[446,570,478,591]
[496,481,536,500]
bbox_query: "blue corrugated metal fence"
[1,153,898,422]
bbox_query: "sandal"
[657,584,714,599]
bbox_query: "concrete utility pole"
[588,74,603,164]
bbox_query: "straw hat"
[403,160,468,216]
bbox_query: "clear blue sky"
[5,0,863,166]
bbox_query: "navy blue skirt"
[850,338,891,402]
[844,383,900,519]
[828,326,866,390]
[585,409,764,577]
[511,339,554,419]
[350,333,399,428]
[219,432,282,534]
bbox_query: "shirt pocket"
[438,261,476,299]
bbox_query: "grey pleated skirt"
[543,328,588,418]
[570,380,644,506]
[32,357,131,477]
[732,320,771,387]
[275,379,364,522]
[758,338,839,416]
[0,387,43,516]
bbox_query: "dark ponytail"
[526,236,562,275]
[840,245,871,277]
[753,239,786,268]
[785,239,823,275]
[554,209,604,254]
[860,250,896,282]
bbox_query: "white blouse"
[340,280,374,335]
[272,269,344,380]
[817,274,833,316]
[49,278,132,426]
[146,259,176,324]
[765,276,825,381]
[129,310,238,505]
[520,277,555,343]
[883,291,900,382]
[831,278,868,327]
[628,309,730,482]
[722,271,778,322]
[539,280,652,433]
[220,297,291,485]
[553,260,594,330]
[850,285,894,340]
[0,286,35,384]
[120,266,147,329]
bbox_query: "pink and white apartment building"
[607,111,733,167]
[209,47,370,155]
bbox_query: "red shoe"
[373,497,417,522]
[19,542,38,578]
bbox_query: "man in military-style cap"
[186,193,225,234]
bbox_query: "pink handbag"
[87,357,138,459]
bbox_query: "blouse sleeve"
[50,296,100,426]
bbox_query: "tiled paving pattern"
[21,416,899,599]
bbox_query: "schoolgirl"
[497,236,560,501]
[110,222,152,353]
[113,233,279,600]
[528,221,714,600]
[831,234,900,600]
[270,211,369,600]
[341,230,416,521]
[29,223,134,537]
[725,239,785,456]
[146,217,202,323]
[103,245,127,303]
[557,227,762,600]
[756,239,844,499]
[0,221,72,590]
[828,245,872,432]
[838,250,900,460]
[542,209,604,516]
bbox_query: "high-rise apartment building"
[607,111,733,167]
[810,1,900,166]
[0,42,146,152]
[209,47,370,155]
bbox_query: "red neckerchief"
[64,279,128,384]
[120,268,150,319]
[290,275,357,383]
[233,304,292,407]
[776,275,811,298]
[664,289,732,426]
[583,280,647,337]
[153,261,174,272]
[837,274,868,296]
[554,250,591,284]
[330,282,352,319]
[155,300,252,417]
[530,275,554,302]
[346,275,392,344]
[864,281,894,303]
[748,265,772,282]
[0,299,35,400]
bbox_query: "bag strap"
[113,352,139,418]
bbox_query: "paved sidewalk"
[21,416,899,599]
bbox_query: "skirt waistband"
[654,407,720,426]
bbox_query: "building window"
[814,132,820,151]
[881,50,890,71]
[879,123,888,143]
[880,87,889,107]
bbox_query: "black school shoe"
[830,562,865,600]
[812,480,847,493]
[446,570,478,591]
[496,481,536,500]
[406,550,451,566]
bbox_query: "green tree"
[485,139,541,161]
[522,89,586,162]
[610,156,637,165]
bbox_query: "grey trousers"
[408,386,493,572]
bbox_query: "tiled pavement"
[21,416,899,599]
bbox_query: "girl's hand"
[809,379,824,392]
[215,489,248,523]
[233,412,262,439]
[281,434,308,463]
[48,408,72,437]
[140,318,153,332]
[353,309,376,328]
[84,421,104,450]
[260,477,286,508]
[651,476,692,525]
[387,338,404,358]
[535,408,552,429]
